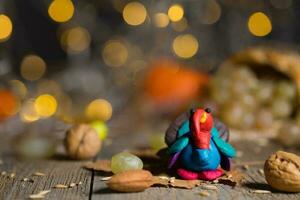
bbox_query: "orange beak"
[199,112,207,123]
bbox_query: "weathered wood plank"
[0,157,92,200]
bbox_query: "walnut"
[264,151,300,192]
[64,124,101,160]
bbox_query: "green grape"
[111,152,143,174]
[220,102,245,129]
[296,111,300,127]
[277,121,300,147]
[271,97,292,118]
[241,112,255,129]
[275,81,296,100]
[239,94,256,109]
[255,109,274,130]
[230,80,249,96]
[255,79,275,104]
[209,77,230,105]
[232,66,258,91]
[149,133,166,151]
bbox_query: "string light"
[20,55,46,81]
[0,14,13,41]
[168,4,184,22]
[172,34,199,58]
[61,26,91,54]
[9,80,27,99]
[171,17,188,32]
[102,40,128,67]
[48,0,74,23]
[85,99,113,121]
[199,0,221,25]
[20,99,39,122]
[153,13,169,28]
[123,2,147,26]
[34,94,58,118]
[248,12,272,37]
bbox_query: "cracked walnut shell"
[64,124,101,160]
[264,151,300,192]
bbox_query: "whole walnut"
[64,124,101,160]
[264,151,300,192]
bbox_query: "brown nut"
[264,151,300,192]
[107,170,154,192]
[64,124,101,160]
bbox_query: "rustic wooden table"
[0,121,300,200]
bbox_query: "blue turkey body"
[180,138,221,172]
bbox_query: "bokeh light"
[20,99,39,122]
[102,40,128,67]
[153,13,169,28]
[61,26,91,54]
[123,2,147,26]
[34,94,58,118]
[168,4,184,22]
[89,120,108,140]
[0,14,13,41]
[171,17,188,32]
[0,90,18,120]
[172,34,199,58]
[85,99,113,121]
[37,79,62,97]
[248,12,272,37]
[9,80,27,99]
[20,55,46,81]
[48,0,74,23]
[199,0,221,25]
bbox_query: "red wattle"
[191,109,210,149]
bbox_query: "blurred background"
[0,0,299,158]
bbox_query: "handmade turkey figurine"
[165,108,236,180]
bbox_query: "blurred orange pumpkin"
[144,58,209,109]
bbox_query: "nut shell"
[264,151,300,192]
[65,124,101,160]
[107,170,154,192]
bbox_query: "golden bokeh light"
[102,40,128,67]
[154,13,169,28]
[20,99,39,122]
[20,55,46,81]
[199,0,221,25]
[85,99,113,121]
[61,26,91,54]
[0,14,13,41]
[123,2,147,26]
[171,17,188,32]
[34,94,58,118]
[9,80,27,99]
[168,4,184,22]
[37,79,62,97]
[248,12,272,37]
[48,0,74,23]
[172,34,199,58]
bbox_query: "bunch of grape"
[209,65,297,131]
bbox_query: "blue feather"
[167,136,189,155]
